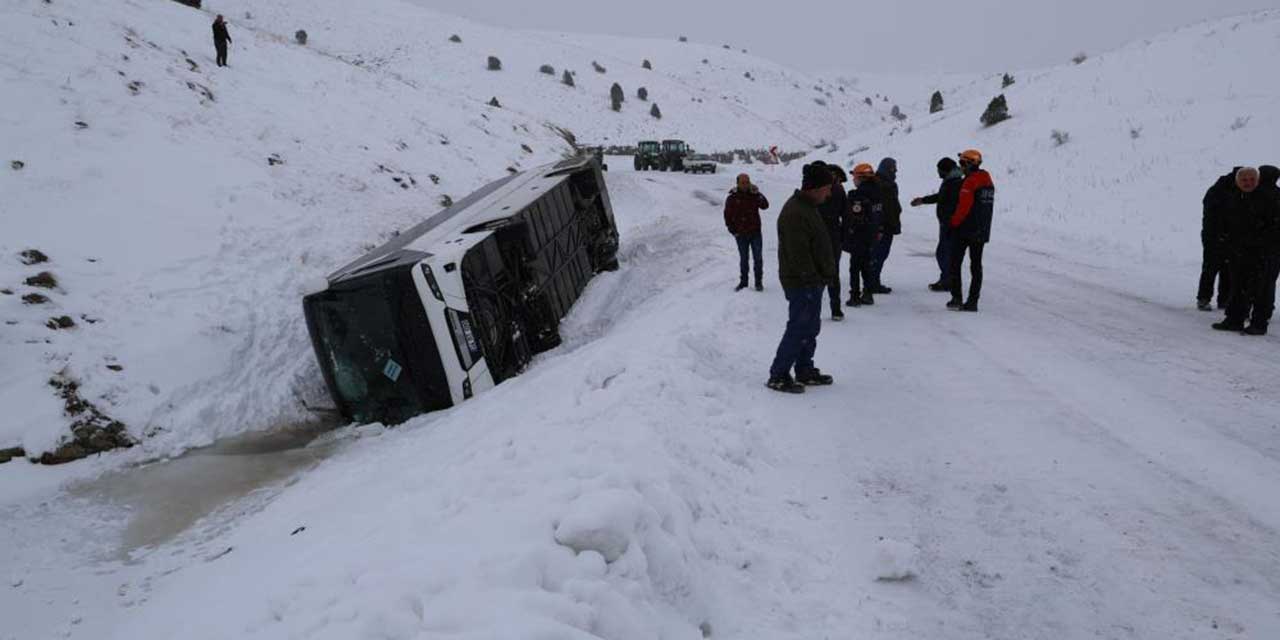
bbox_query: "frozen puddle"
[69,421,342,555]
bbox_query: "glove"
[910,197,923,207]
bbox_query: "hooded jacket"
[817,183,847,249]
[876,158,903,235]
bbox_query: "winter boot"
[1243,323,1269,336]
[859,292,875,306]
[846,295,862,308]
[929,280,950,292]
[946,297,963,310]
[735,280,748,292]
[795,369,834,386]
[961,301,979,312]
[831,307,845,321]
[872,285,893,294]
[1212,319,1245,332]
[755,282,764,292]
[766,376,806,394]
[1196,299,1213,312]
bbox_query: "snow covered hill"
[818,9,1280,261]
[0,0,881,459]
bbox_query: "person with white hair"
[1213,166,1280,335]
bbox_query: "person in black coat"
[818,165,849,320]
[911,157,965,291]
[843,164,882,307]
[870,158,901,293]
[212,15,232,67]
[1213,167,1280,335]
[1198,168,1239,310]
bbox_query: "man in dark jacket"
[1260,165,1280,332]
[1214,167,1280,335]
[1198,168,1239,310]
[768,162,838,393]
[912,157,964,291]
[870,157,902,294]
[212,15,232,68]
[844,163,882,307]
[724,173,770,291]
[818,165,848,320]
[947,149,995,312]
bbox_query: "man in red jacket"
[724,173,771,291]
[947,149,996,312]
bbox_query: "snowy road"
[4,165,1279,639]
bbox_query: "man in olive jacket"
[768,162,838,393]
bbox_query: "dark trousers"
[1226,254,1278,326]
[871,233,895,287]
[949,237,985,304]
[215,42,228,67]
[735,233,763,285]
[1197,244,1231,305]
[847,248,874,298]
[935,223,951,281]
[825,244,842,311]
[770,286,824,379]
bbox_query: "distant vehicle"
[634,140,662,171]
[683,153,718,174]
[303,156,620,425]
[660,139,689,172]
[579,145,608,171]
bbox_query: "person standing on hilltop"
[212,15,232,68]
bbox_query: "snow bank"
[818,9,1280,265]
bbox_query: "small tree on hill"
[539,64,555,75]
[650,103,662,119]
[487,56,502,71]
[890,105,907,121]
[1001,73,1015,88]
[610,83,624,111]
[929,91,944,114]
[562,70,575,87]
[488,97,501,108]
[592,61,606,73]
[980,94,1010,127]
[1072,52,1088,65]
[637,86,649,101]
[642,59,652,70]
[448,34,462,43]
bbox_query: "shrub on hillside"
[449,34,462,43]
[1072,52,1088,65]
[1050,129,1071,146]
[610,83,624,111]
[539,64,555,75]
[642,59,652,70]
[930,91,944,114]
[1002,73,1015,88]
[562,70,575,87]
[487,56,501,71]
[637,86,649,101]
[980,95,1010,127]
[488,97,501,108]
[678,36,688,43]
[592,61,606,73]
[863,97,873,106]
[890,105,907,121]
[650,103,662,119]
[294,30,307,45]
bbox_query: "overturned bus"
[303,156,620,425]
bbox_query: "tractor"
[634,140,662,171]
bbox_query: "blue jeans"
[872,233,895,287]
[769,286,824,379]
[736,233,763,285]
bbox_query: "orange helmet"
[852,163,875,178]
[958,149,983,165]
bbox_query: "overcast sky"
[412,0,1277,73]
